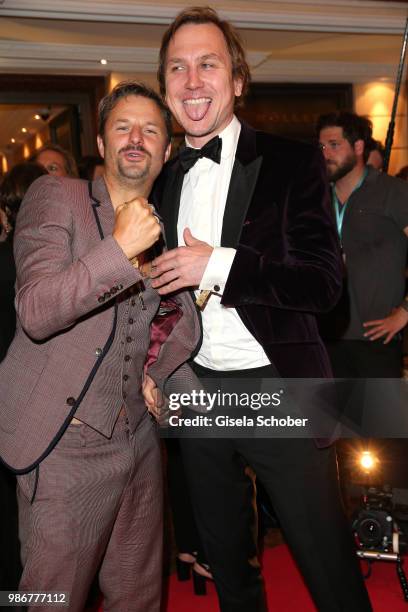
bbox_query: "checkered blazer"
[0,175,200,473]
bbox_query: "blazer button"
[66,397,76,406]
[95,347,102,356]
[214,284,220,292]
[126,336,132,343]
[123,374,129,381]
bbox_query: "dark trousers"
[0,466,21,593]
[180,363,372,612]
[325,339,402,379]
[165,439,206,561]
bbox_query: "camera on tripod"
[353,486,397,552]
[349,451,408,601]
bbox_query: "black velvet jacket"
[155,121,342,378]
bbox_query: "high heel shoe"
[176,553,196,581]
[192,561,213,596]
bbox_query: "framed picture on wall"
[49,107,81,160]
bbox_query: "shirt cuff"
[199,247,236,293]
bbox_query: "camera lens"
[357,517,382,547]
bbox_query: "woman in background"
[33,143,78,178]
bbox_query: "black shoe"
[176,554,196,581]
[192,562,212,596]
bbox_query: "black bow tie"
[179,136,222,173]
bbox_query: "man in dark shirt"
[317,111,408,379]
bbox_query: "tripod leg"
[396,556,408,601]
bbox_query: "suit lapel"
[89,177,115,240]
[160,160,184,250]
[221,122,263,248]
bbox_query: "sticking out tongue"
[183,98,211,121]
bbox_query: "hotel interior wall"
[1,124,49,175]
[109,73,158,91]
[355,81,408,176]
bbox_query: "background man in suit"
[0,81,199,611]
[148,7,372,611]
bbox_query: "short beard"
[326,152,357,183]
[117,158,150,182]
[117,145,152,182]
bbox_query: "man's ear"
[234,77,243,99]
[164,142,171,163]
[354,139,365,158]
[97,135,105,159]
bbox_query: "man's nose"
[321,146,332,161]
[129,127,143,144]
[185,66,204,89]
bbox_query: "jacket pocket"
[0,353,46,433]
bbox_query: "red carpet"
[164,545,408,611]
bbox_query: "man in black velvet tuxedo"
[148,6,372,611]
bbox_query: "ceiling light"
[10,138,15,144]
[21,127,27,133]
[100,58,108,65]
[34,114,41,120]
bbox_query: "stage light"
[359,450,377,472]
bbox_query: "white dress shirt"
[177,116,270,371]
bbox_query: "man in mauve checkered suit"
[0,81,201,611]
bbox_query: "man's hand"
[363,307,408,344]
[142,374,167,423]
[142,373,157,412]
[150,228,213,295]
[113,196,161,260]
